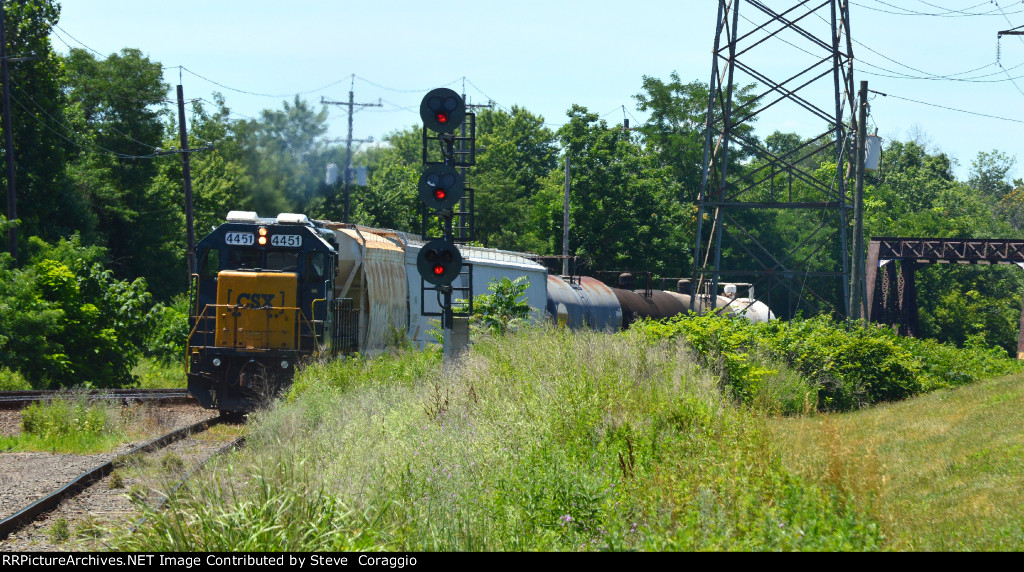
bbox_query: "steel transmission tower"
[693,0,857,319]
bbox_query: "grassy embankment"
[120,315,1023,551]
[771,372,1024,551]
[124,326,883,551]
[132,358,186,389]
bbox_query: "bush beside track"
[632,313,1022,414]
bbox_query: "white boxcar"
[404,239,549,349]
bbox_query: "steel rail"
[0,415,224,541]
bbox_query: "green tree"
[232,96,331,216]
[3,0,93,247]
[63,47,172,289]
[634,72,759,203]
[555,105,688,276]
[472,107,559,251]
[968,150,1015,200]
[0,236,152,388]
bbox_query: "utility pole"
[563,154,570,276]
[851,80,868,321]
[1,0,16,266]
[321,77,381,223]
[158,86,212,284]
[177,85,196,278]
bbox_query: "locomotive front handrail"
[187,303,318,352]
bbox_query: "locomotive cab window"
[266,251,299,272]
[199,248,220,276]
[227,248,260,270]
[305,252,326,283]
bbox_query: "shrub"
[467,276,531,336]
[0,367,30,391]
[14,397,125,453]
[0,236,153,388]
[144,295,189,364]
[632,313,1021,413]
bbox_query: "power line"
[881,91,1024,124]
[8,91,161,158]
[852,0,1024,17]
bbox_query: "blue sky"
[51,1,1024,180]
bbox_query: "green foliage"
[0,367,30,391]
[0,236,152,388]
[633,314,1021,413]
[470,276,530,335]
[759,316,922,410]
[232,96,332,217]
[4,1,96,246]
[634,72,759,202]
[473,107,559,252]
[144,295,189,364]
[555,105,689,275]
[1,397,125,453]
[349,155,419,231]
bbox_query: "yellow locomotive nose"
[215,271,299,350]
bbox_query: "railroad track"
[0,388,194,410]
[0,413,244,549]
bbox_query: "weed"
[115,453,149,469]
[128,484,148,505]
[9,396,125,453]
[108,470,125,489]
[161,453,186,475]
[49,518,70,543]
[424,382,450,421]
[76,516,104,539]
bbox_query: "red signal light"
[434,189,447,201]
[436,112,448,124]
[433,265,445,276]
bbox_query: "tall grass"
[771,372,1024,550]
[132,357,185,389]
[0,396,126,453]
[124,327,882,551]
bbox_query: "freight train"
[186,212,773,413]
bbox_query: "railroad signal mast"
[418,88,476,356]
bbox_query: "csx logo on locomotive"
[235,293,277,308]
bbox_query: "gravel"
[0,403,226,552]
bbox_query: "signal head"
[417,239,463,286]
[418,164,465,212]
[420,88,466,134]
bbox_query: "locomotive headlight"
[258,227,268,236]
[281,361,289,369]
[212,358,222,367]
[258,236,268,245]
